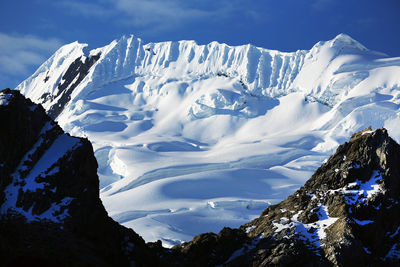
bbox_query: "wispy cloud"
[113,0,212,27]
[54,0,251,33]
[0,33,62,76]
[57,1,114,18]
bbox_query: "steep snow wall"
[18,33,387,111]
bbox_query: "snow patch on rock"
[0,124,82,223]
[272,205,338,250]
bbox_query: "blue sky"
[1,0,399,88]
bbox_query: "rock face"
[163,127,400,266]
[44,53,101,119]
[0,89,156,266]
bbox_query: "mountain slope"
[0,89,156,266]
[3,90,400,266]
[162,128,400,266]
[16,34,400,246]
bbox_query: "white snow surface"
[16,33,400,247]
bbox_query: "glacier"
[16,33,400,247]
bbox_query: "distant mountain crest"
[17,33,386,116]
[330,33,369,51]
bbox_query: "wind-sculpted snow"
[17,33,400,247]
[18,33,383,108]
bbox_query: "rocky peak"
[0,89,156,266]
[162,127,400,266]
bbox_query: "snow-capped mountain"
[16,34,400,246]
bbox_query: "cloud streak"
[57,1,115,18]
[114,0,212,26]
[0,33,62,76]
[55,0,252,33]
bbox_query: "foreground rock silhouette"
[1,89,400,266]
[0,89,157,266]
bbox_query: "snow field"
[16,33,400,246]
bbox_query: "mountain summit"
[15,34,400,246]
[17,33,385,115]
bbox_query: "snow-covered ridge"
[17,33,387,110]
[18,42,88,110]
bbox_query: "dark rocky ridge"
[162,127,400,266]
[0,89,157,266]
[40,53,100,119]
[2,88,400,266]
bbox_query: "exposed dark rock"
[40,53,100,119]
[0,89,157,266]
[161,127,400,266]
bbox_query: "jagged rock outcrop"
[44,53,101,119]
[163,127,400,266]
[0,89,157,266]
